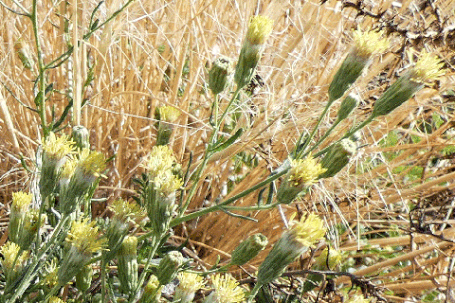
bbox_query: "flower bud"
[337,93,360,122]
[139,275,162,303]
[371,50,444,119]
[156,251,184,286]
[155,106,181,146]
[234,16,273,88]
[76,264,93,293]
[17,209,46,250]
[40,132,75,200]
[175,272,206,303]
[117,236,138,294]
[319,139,356,179]
[328,29,388,103]
[276,156,326,204]
[257,213,326,286]
[14,40,34,70]
[71,125,90,150]
[230,233,268,266]
[209,56,233,95]
[103,199,142,263]
[9,191,33,244]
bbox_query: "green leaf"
[210,128,244,153]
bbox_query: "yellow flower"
[158,106,181,123]
[77,149,106,177]
[66,218,106,253]
[177,272,206,293]
[175,272,206,303]
[42,259,59,288]
[246,15,274,45]
[234,15,273,88]
[288,213,326,248]
[209,274,245,303]
[371,49,445,119]
[0,242,29,273]
[60,158,77,179]
[154,170,183,196]
[141,145,178,178]
[315,247,343,269]
[141,275,162,302]
[42,132,75,160]
[48,297,65,303]
[288,156,327,187]
[11,191,33,213]
[109,199,142,222]
[352,28,389,58]
[409,49,445,83]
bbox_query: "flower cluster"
[141,145,182,234]
[141,145,182,195]
[58,218,106,286]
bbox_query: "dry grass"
[1,0,455,301]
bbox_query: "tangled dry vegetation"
[0,0,455,302]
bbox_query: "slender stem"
[217,86,242,131]
[171,169,287,227]
[128,235,159,303]
[307,119,341,154]
[0,0,29,16]
[248,283,263,303]
[83,0,135,40]
[11,0,29,14]
[31,0,49,137]
[296,99,334,160]
[313,115,373,158]
[101,259,107,303]
[43,283,62,302]
[222,202,280,212]
[180,86,243,215]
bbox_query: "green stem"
[171,168,287,227]
[83,0,135,40]
[222,202,280,212]
[180,86,243,215]
[313,115,373,158]
[101,259,107,303]
[296,99,334,160]
[128,235,160,303]
[248,283,263,303]
[43,283,62,302]
[31,0,49,137]
[307,118,341,154]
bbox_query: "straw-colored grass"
[1,0,455,301]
